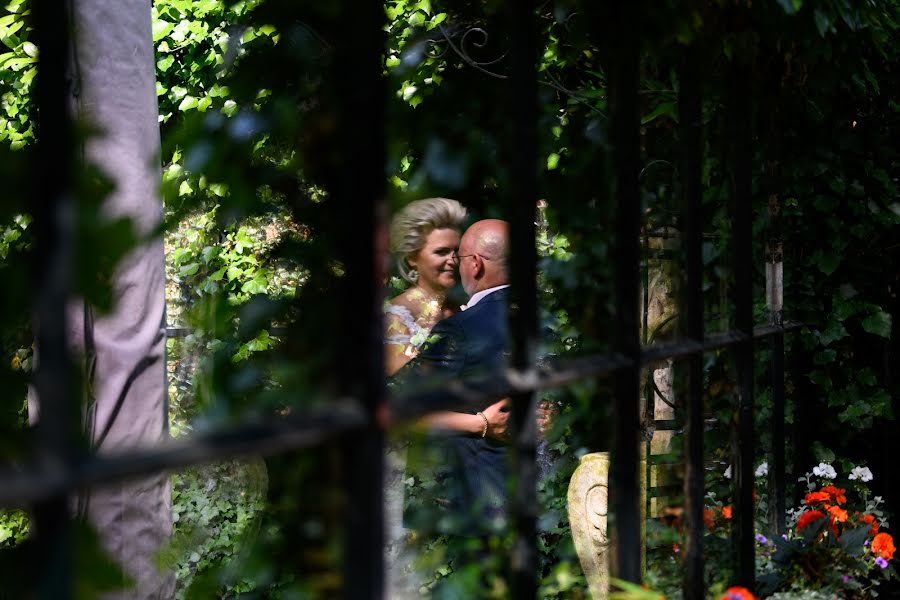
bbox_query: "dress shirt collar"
[460,285,510,311]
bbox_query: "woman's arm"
[384,312,413,376]
[418,398,510,440]
[385,342,411,377]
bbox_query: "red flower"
[704,508,716,530]
[720,586,757,600]
[872,533,896,561]
[827,505,848,523]
[797,510,826,531]
[804,491,830,505]
[722,505,733,520]
[820,485,847,505]
[860,513,879,535]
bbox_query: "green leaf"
[813,349,836,365]
[813,9,833,36]
[20,41,37,57]
[153,19,174,42]
[546,153,560,171]
[819,320,848,346]
[408,11,425,27]
[2,56,35,70]
[776,0,803,15]
[641,102,676,125]
[840,525,872,556]
[812,250,840,276]
[861,309,891,338]
[157,55,174,72]
[178,96,199,111]
[809,370,832,390]
[179,262,200,276]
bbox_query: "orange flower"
[721,586,757,600]
[820,485,847,505]
[872,533,896,561]
[722,505,733,519]
[704,508,716,530]
[827,505,848,523]
[797,510,826,531]
[804,491,830,505]
[860,514,879,535]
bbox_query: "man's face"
[457,235,477,296]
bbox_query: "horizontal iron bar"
[0,403,366,507]
[641,321,801,363]
[0,321,801,507]
[654,419,679,431]
[389,352,632,422]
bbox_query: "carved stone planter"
[567,452,646,599]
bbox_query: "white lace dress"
[383,303,432,599]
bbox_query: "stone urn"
[567,452,646,599]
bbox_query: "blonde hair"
[390,198,467,282]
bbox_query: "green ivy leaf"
[818,320,848,346]
[809,370,832,390]
[179,262,200,276]
[861,309,891,338]
[811,250,840,275]
[178,95,199,111]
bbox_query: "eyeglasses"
[452,251,498,262]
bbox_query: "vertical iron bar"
[335,1,385,597]
[608,2,642,584]
[728,61,755,588]
[507,0,539,597]
[679,45,705,600]
[31,0,76,597]
[770,331,786,533]
[766,167,786,536]
[764,54,787,536]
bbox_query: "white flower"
[849,465,873,482]
[812,462,837,479]
[724,465,732,479]
[755,462,769,478]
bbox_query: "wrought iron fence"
[11,1,801,599]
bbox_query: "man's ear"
[473,255,486,279]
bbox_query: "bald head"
[458,219,509,296]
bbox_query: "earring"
[408,269,418,283]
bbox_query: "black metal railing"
[10,2,801,599]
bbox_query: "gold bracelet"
[476,411,489,438]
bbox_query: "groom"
[397,219,512,536]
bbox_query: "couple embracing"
[384,198,513,543]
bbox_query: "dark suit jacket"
[393,288,509,535]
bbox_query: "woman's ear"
[405,253,417,270]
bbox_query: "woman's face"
[408,227,460,293]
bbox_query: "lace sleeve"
[384,310,412,346]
